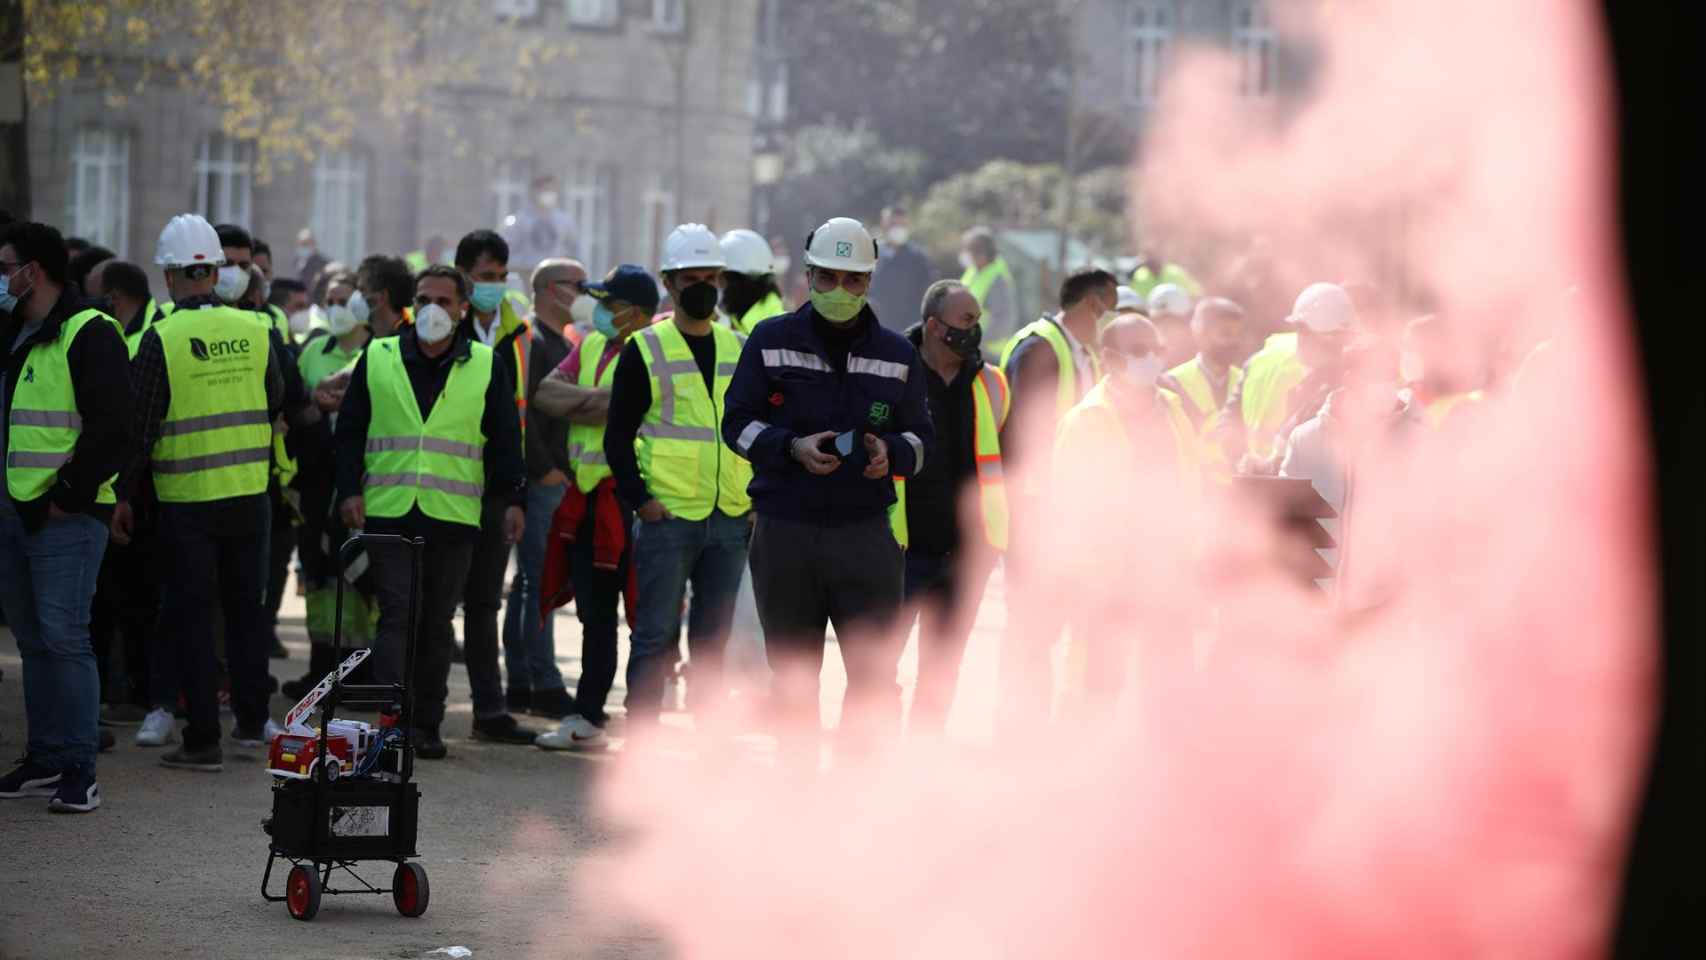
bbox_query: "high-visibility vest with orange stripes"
[890,362,1010,551]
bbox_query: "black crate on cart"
[259,534,432,922]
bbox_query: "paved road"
[0,566,1014,958]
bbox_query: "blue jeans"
[626,511,751,724]
[501,480,568,693]
[0,500,109,776]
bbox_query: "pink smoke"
[576,1,1654,956]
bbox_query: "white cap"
[660,223,726,272]
[803,217,878,273]
[155,213,225,269]
[1288,282,1357,333]
[1147,283,1192,318]
[719,228,775,276]
[1114,285,1145,313]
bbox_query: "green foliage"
[911,159,1133,262]
[767,122,926,244]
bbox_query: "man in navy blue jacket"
[722,217,933,740]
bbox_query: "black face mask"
[676,281,719,320]
[938,320,982,357]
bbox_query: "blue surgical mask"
[592,302,618,338]
[0,267,28,314]
[470,281,506,314]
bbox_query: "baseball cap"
[583,264,661,313]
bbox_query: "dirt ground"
[0,568,1010,959]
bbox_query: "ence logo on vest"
[189,336,253,361]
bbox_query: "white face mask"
[773,254,791,276]
[214,265,249,303]
[568,292,596,329]
[288,309,313,336]
[326,303,359,336]
[348,291,371,326]
[414,302,455,344]
[887,226,910,247]
[958,251,976,272]
[1118,352,1165,389]
[295,245,314,262]
[537,190,559,208]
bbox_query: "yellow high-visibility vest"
[1239,331,1307,459]
[6,308,122,503]
[362,337,492,527]
[567,330,620,494]
[631,320,752,520]
[151,306,274,502]
[890,362,1010,551]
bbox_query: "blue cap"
[584,264,660,313]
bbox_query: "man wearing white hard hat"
[717,228,786,335]
[117,213,296,771]
[1234,281,1358,471]
[722,216,934,743]
[602,224,754,732]
[1146,282,1196,372]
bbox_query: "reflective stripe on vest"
[998,317,1093,422]
[152,306,272,502]
[890,363,1010,551]
[362,338,492,526]
[633,320,752,521]
[6,308,121,503]
[568,331,620,494]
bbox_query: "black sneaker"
[450,641,466,664]
[269,634,289,659]
[281,673,315,701]
[412,727,447,760]
[471,713,539,745]
[160,744,224,772]
[99,728,115,752]
[529,688,577,720]
[0,757,61,799]
[47,769,100,813]
[505,687,532,715]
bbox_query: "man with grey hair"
[499,257,588,719]
[894,278,1012,733]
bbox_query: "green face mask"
[810,286,866,324]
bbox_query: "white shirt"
[472,312,500,346]
[1055,315,1095,401]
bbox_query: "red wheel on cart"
[393,862,429,917]
[286,864,322,921]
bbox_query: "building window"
[194,133,254,228]
[637,178,676,277]
[565,160,615,276]
[310,148,369,266]
[491,0,540,19]
[69,128,130,254]
[567,0,618,26]
[748,0,788,125]
[492,157,533,228]
[651,0,685,32]
[1234,2,1277,97]
[1126,3,1172,104]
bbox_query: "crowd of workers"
[0,194,1541,815]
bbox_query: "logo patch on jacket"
[22,365,33,383]
[867,401,891,428]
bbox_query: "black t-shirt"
[905,357,978,555]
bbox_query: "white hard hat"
[803,217,878,273]
[1147,283,1192,318]
[719,228,775,276]
[1114,285,1145,313]
[155,213,225,269]
[1288,282,1357,333]
[660,223,726,272]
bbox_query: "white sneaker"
[134,708,177,747]
[231,718,284,748]
[535,715,608,751]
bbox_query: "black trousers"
[157,499,270,748]
[90,525,161,707]
[901,550,992,732]
[567,499,632,727]
[748,513,904,734]
[265,512,297,641]
[460,498,510,719]
[368,535,473,731]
